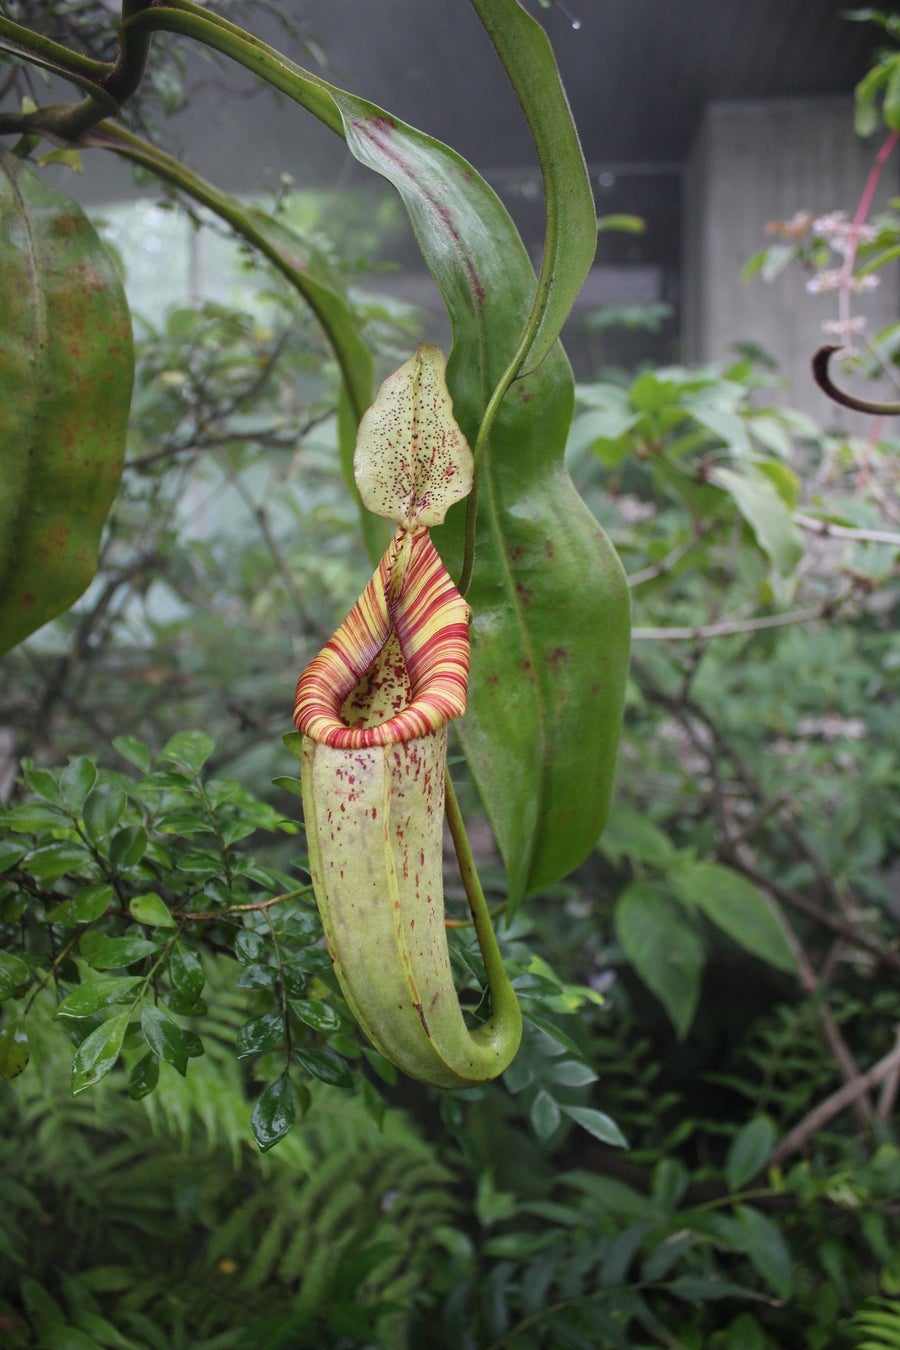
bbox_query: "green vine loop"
[0,1,154,140]
[120,0,343,134]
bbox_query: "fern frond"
[853,1298,900,1350]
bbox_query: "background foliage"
[1,3,899,1348]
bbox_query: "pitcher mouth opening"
[293,527,470,752]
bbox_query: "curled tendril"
[812,345,900,415]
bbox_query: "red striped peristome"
[294,526,470,749]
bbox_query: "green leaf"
[41,1328,102,1350]
[87,936,158,970]
[251,1071,296,1151]
[129,892,176,928]
[21,764,62,804]
[530,1088,562,1141]
[0,149,133,654]
[710,465,803,594]
[885,57,900,132]
[23,839,92,883]
[294,1047,354,1089]
[672,862,796,974]
[541,1058,598,1088]
[0,1018,29,1078]
[111,733,153,773]
[468,0,598,375]
[140,1003,202,1075]
[0,837,26,871]
[599,803,677,869]
[169,942,204,1002]
[726,1115,777,1192]
[236,962,278,990]
[731,1204,794,1299]
[236,1012,283,1060]
[559,1103,628,1148]
[616,881,705,1038]
[597,213,646,234]
[289,997,341,1033]
[159,731,215,773]
[0,950,31,1000]
[54,975,143,1019]
[1,801,69,832]
[108,825,147,869]
[234,929,268,965]
[128,1050,159,1101]
[46,882,114,927]
[83,781,128,844]
[665,1275,768,1303]
[71,1010,130,1093]
[59,756,98,813]
[272,774,304,797]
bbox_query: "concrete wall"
[683,98,899,427]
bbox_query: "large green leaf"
[331,100,628,903]
[616,882,705,1039]
[671,862,797,974]
[126,0,630,902]
[468,0,598,375]
[0,148,133,654]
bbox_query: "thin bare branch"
[794,512,900,548]
[770,1030,900,1166]
[632,607,825,642]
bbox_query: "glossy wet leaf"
[129,891,176,928]
[289,997,341,1034]
[140,1003,202,1075]
[169,942,204,1001]
[236,1011,283,1060]
[71,1010,130,1094]
[54,975,143,1019]
[128,1050,159,1101]
[23,840,93,883]
[59,756,98,813]
[251,1071,296,1151]
[0,950,31,1000]
[108,824,148,870]
[88,935,158,970]
[159,730,215,774]
[0,148,133,654]
[46,882,114,927]
[0,1018,30,1079]
[83,781,128,843]
[294,1047,354,1089]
